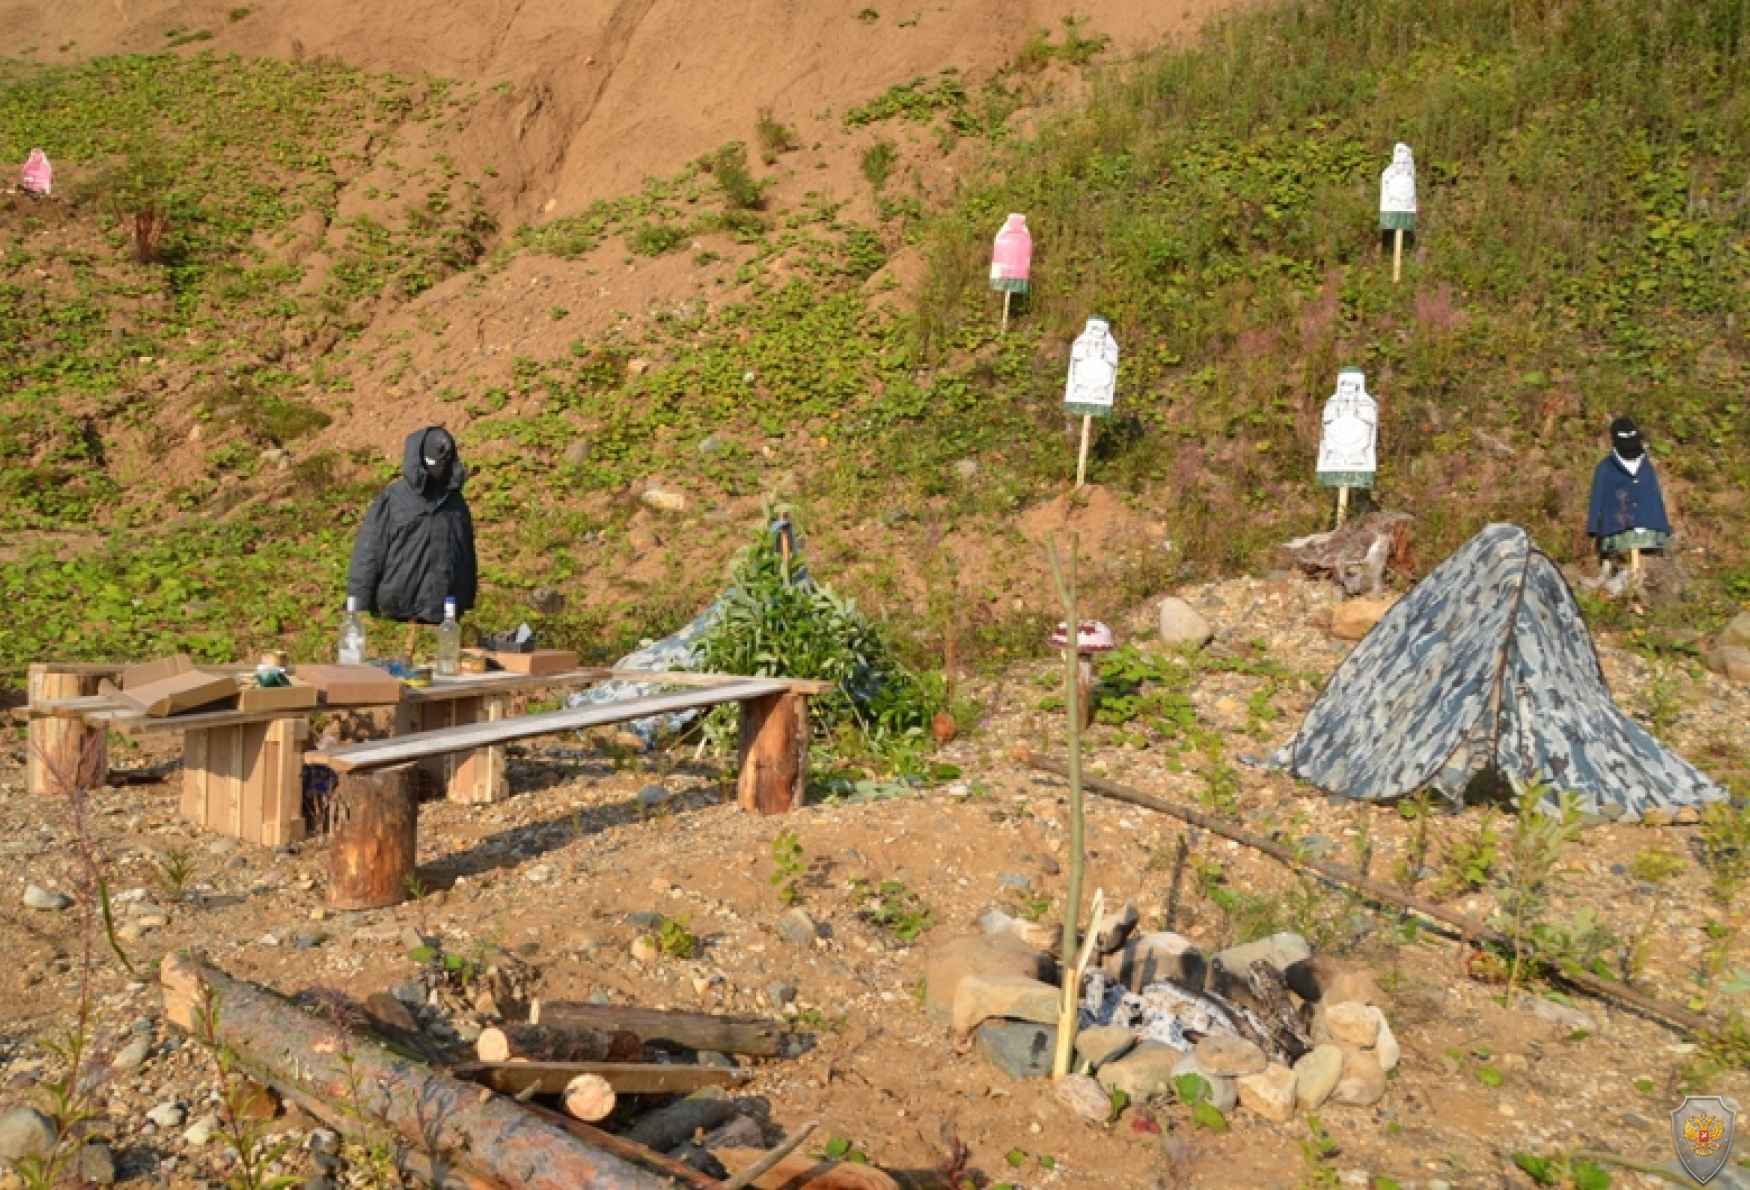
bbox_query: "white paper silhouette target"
[1064,317,1119,419]
[1316,368,1378,489]
[1379,143,1416,232]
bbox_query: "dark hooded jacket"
[1585,453,1670,540]
[346,427,478,624]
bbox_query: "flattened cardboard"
[487,649,579,676]
[295,664,403,706]
[121,654,195,691]
[117,669,238,718]
[234,677,319,713]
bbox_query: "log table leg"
[26,666,109,796]
[328,765,417,910]
[736,691,807,815]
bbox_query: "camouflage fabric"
[1600,528,1670,555]
[1269,523,1727,822]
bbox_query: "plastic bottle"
[338,597,367,665]
[436,598,461,677]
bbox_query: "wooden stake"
[1043,534,1085,1079]
[1392,227,1404,283]
[1002,289,1012,333]
[403,620,419,664]
[1336,485,1351,528]
[1630,547,1642,578]
[1074,415,1092,489]
[326,765,416,911]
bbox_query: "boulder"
[1718,611,1750,652]
[0,1106,56,1161]
[1331,598,1392,641]
[777,908,819,945]
[1074,1024,1137,1070]
[1237,1063,1298,1123]
[1194,1033,1267,1078]
[1323,1002,1381,1049]
[1293,1045,1345,1111]
[1053,1074,1113,1122]
[973,1021,1055,1080]
[1102,932,1207,993]
[1158,599,1214,649]
[924,935,1055,1027]
[951,974,1060,1035]
[976,908,1061,955]
[1283,955,1381,1007]
[1170,1052,1237,1112]
[1330,1050,1387,1107]
[1527,996,1596,1035]
[1096,1042,1187,1102]
[1374,1012,1400,1073]
[1707,647,1750,685]
[1211,933,1311,1002]
[73,1141,116,1186]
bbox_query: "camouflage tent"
[1269,524,1727,822]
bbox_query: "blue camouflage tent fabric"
[1269,524,1727,822]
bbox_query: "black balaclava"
[420,427,455,491]
[1610,417,1644,460]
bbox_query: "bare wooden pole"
[1074,416,1093,489]
[1043,534,1085,1078]
[1336,485,1351,528]
[1018,751,1716,1037]
[1392,227,1404,283]
[1001,290,1012,334]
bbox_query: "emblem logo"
[1671,1095,1737,1184]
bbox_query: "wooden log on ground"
[517,1102,721,1189]
[327,765,416,910]
[160,954,673,1190]
[562,1073,617,1122]
[454,1060,752,1098]
[737,691,807,815]
[624,1086,737,1153]
[715,1149,902,1190]
[531,1001,786,1057]
[476,1023,642,1064]
[1020,750,1716,1037]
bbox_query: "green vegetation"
[848,875,936,941]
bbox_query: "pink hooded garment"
[22,149,52,196]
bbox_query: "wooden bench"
[308,676,822,909]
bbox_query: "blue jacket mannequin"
[1586,417,1670,556]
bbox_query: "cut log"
[476,1023,642,1064]
[715,1149,902,1190]
[624,1086,737,1152]
[160,954,671,1190]
[453,1060,752,1097]
[737,690,808,815]
[518,1102,720,1189]
[327,765,416,910]
[26,666,110,797]
[699,1114,766,1152]
[531,1001,786,1057]
[562,1073,617,1122]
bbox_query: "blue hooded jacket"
[1586,453,1670,539]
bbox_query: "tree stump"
[26,666,109,796]
[737,691,807,815]
[327,765,416,910]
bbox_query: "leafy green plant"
[704,142,764,211]
[1489,786,1584,1002]
[1299,1115,1340,1188]
[755,108,799,160]
[822,1137,869,1163]
[1630,845,1685,883]
[1435,810,1499,898]
[654,914,700,960]
[1699,801,1750,906]
[849,876,936,941]
[155,845,196,897]
[1512,1152,1612,1189]
[771,827,805,905]
[1172,1072,1227,1132]
[1394,790,1436,888]
[191,987,301,1190]
[628,222,690,257]
[861,140,898,189]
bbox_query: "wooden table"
[28,667,668,845]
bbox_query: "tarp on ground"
[1268,523,1728,823]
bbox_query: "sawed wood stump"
[736,691,807,816]
[327,765,416,910]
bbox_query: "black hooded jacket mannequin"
[346,427,478,624]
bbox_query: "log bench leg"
[26,665,109,796]
[328,765,417,910]
[736,692,808,815]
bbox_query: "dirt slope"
[3,0,1225,226]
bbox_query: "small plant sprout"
[771,827,805,905]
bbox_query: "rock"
[924,935,1055,1027]
[22,885,70,911]
[1194,1034,1267,1078]
[630,937,660,964]
[766,982,797,1008]
[1157,598,1213,649]
[306,1129,341,1155]
[1293,1045,1345,1111]
[0,1106,55,1161]
[72,1141,116,1185]
[641,486,688,513]
[1706,647,1750,685]
[563,439,592,467]
[777,908,819,946]
[1054,1074,1112,1122]
[1527,996,1596,1034]
[976,908,1061,954]
[1330,1050,1387,1107]
[953,459,979,479]
[1331,598,1392,641]
[1211,933,1311,1001]
[1102,932,1207,993]
[1373,1012,1399,1073]
[527,587,566,615]
[1098,1042,1189,1102]
[625,911,665,929]
[1283,955,1381,1006]
[696,1051,737,1069]
[525,865,554,884]
[973,1021,1056,1080]
[637,785,669,813]
[183,1113,220,1146]
[1236,1063,1298,1123]
[951,974,1061,1034]
[1324,1002,1381,1049]
[1719,611,1750,652]
[146,1101,186,1128]
[112,1035,152,1072]
[389,982,425,1006]
[1170,1053,1237,1112]
[1074,1024,1137,1070]
[1092,903,1141,956]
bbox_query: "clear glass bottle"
[338,597,367,665]
[436,598,461,677]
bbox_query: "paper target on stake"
[1380,143,1416,232]
[1064,317,1118,419]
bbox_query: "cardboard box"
[234,677,319,713]
[121,654,195,691]
[117,669,239,718]
[295,664,403,706]
[487,649,579,676]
